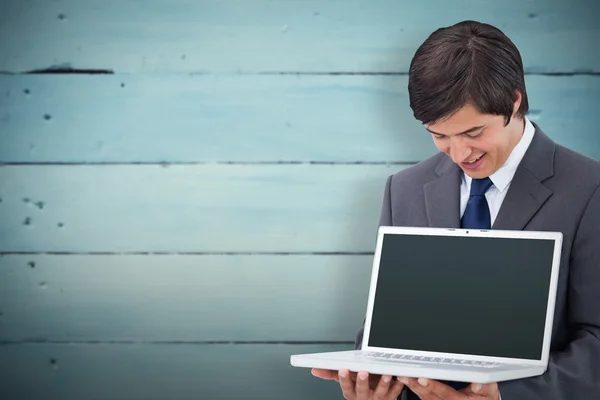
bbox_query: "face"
[425,93,525,179]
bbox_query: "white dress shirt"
[460,117,536,225]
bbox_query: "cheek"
[473,141,494,155]
[434,140,449,154]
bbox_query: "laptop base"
[291,350,545,383]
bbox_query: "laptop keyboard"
[365,352,501,368]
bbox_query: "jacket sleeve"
[498,185,600,398]
[354,175,394,350]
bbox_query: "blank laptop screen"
[367,233,556,360]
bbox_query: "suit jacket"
[354,123,600,399]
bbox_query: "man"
[312,20,600,400]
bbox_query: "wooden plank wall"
[1,1,599,399]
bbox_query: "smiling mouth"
[465,154,485,164]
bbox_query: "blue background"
[0,1,598,398]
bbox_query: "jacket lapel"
[423,156,462,228]
[492,124,555,230]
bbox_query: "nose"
[449,137,472,164]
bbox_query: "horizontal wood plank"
[1,75,599,163]
[0,74,436,163]
[0,343,350,400]
[0,0,598,73]
[0,254,371,342]
[0,165,397,252]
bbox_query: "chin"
[463,169,491,179]
[460,158,495,179]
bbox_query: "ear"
[512,89,522,116]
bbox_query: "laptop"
[290,226,563,383]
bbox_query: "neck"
[508,116,526,153]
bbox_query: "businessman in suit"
[311,20,600,400]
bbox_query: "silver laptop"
[291,226,563,383]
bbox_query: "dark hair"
[408,20,529,126]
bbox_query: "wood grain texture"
[0,254,371,342]
[0,343,349,400]
[0,1,597,399]
[0,164,399,252]
[0,74,434,163]
[1,75,600,163]
[0,0,598,73]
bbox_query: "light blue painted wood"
[0,165,400,252]
[1,75,599,163]
[0,0,598,73]
[0,254,371,341]
[0,343,349,400]
[0,2,596,400]
[0,74,434,163]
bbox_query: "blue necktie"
[461,177,494,229]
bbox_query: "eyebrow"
[425,125,486,136]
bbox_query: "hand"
[399,377,499,400]
[311,368,405,400]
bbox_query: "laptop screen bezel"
[360,226,562,367]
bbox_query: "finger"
[372,375,392,400]
[463,382,498,396]
[355,371,371,399]
[399,377,444,399]
[464,383,483,393]
[418,378,464,398]
[311,368,339,381]
[386,378,406,400]
[339,369,356,399]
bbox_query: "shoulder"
[523,126,600,201]
[542,141,600,225]
[553,144,600,184]
[530,124,600,187]
[387,152,447,189]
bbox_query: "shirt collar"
[464,116,536,193]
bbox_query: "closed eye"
[465,130,485,139]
